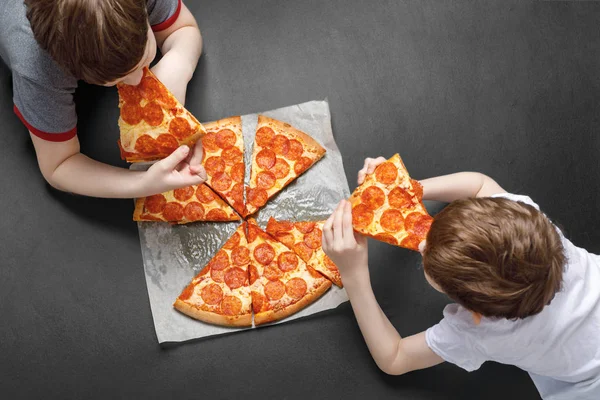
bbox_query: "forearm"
[420,172,499,202]
[160,26,202,83]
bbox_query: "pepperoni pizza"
[134,184,240,223]
[174,223,253,327]
[349,153,433,251]
[245,115,326,217]
[266,218,343,287]
[117,67,206,162]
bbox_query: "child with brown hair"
[323,157,600,399]
[0,0,206,198]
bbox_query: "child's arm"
[358,157,506,201]
[323,200,444,375]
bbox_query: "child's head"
[422,197,565,320]
[25,0,156,85]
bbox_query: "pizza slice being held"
[245,116,326,217]
[349,154,433,251]
[201,117,246,216]
[266,218,343,287]
[117,67,206,162]
[245,219,332,325]
[133,184,240,223]
[174,223,252,327]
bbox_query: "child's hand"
[143,145,207,194]
[357,156,387,184]
[323,199,369,283]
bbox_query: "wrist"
[340,266,370,289]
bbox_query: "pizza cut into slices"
[266,218,343,287]
[201,117,246,216]
[133,184,240,223]
[244,115,326,217]
[174,223,252,327]
[349,153,433,251]
[117,67,206,162]
[245,219,332,325]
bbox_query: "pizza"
[133,184,240,223]
[244,115,326,217]
[117,67,206,162]
[349,153,432,251]
[174,223,252,327]
[201,117,246,216]
[246,219,332,325]
[266,218,343,287]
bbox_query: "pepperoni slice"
[204,156,226,176]
[257,149,276,169]
[263,264,283,281]
[231,246,250,266]
[389,187,413,209]
[211,268,224,283]
[286,139,304,161]
[118,85,142,104]
[294,157,313,175]
[211,172,232,192]
[274,232,295,248]
[255,126,275,147]
[323,255,338,271]
[374,233,398,246]
[361,186,385,211]
[256,171,276,190]
[248,265,259,285]
[178,283,195,301]
[144,194,167,214]
[303,227,322,249]
[264,280,285,301]
[142,101,164,126]
[272,135,290,156]
[352,204,374,229]
[201,283,223,305]
[295,221,315,234]
[169,117,194,140]
[375,162,398,184]
[251,291,265,313]
[224,267,247,289]
[277,252,298,272]
[254,243,275,265]
[228,183,244,205]
[229,163,244,184]
[404,212,423,230]
[400,235,421,251]
[139,76,161,101]
[163,202,184,221]
[223,232,241,250]
[195,185,216,203]
[380,209,404,232]
[184,202,205,221]
[206,209,229,221]
[267,219,294,233]
[208,250,229,271]
[408,214,433,240]
[247,224,260,244]
[174,186,194,202]
[220,295,242,316]
[202,132,219,152]
[134,134,159,155]
[222,147,243,166]
[272,158,290,179]
[293,242,314,263]
[410,179,424,201]
[285,277,307,300]
[247,187,268,208]
[156,134,179,154]
[216,129,236,149]
[121,102,143,125]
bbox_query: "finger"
[354,231,368,247]
[188,140,204,167]
[357,158,372,185]
[333,200,345,247]
[322,213,335,250]
[418,240,427,255]
[159,145,190,171]
[367,156,386,174]
[189,164,208,181]
[342,200,356,245]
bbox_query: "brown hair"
[25,0,149,84]
[423,197,565,319]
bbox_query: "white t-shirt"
[425,193,600,400]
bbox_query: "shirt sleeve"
[425,304,488,372]
[146,0,182,32]
[490,193,540,210]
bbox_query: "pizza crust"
[173,299,253,327]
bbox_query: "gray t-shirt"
[0,0,181,141]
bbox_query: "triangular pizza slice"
[173,223,252,327]
[244,116,326,217]
[133,184,240,223]
[245,219,332,325]
[117,67,206,162]
[266,218,343,287]
[349,153,433,251]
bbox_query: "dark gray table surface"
[2,1,599,399]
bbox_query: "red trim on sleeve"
[13,105,77,142]
[151,0,182,32]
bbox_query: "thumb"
[159,146,190,170]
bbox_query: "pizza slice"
[244,116,326,217]
[349,153,433,251]
[117,67,206,162]
[266,218,343,287]
[133,184,240,223]
[174,223,252,327]
[245,219,332,325]
[201,117,246,216]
